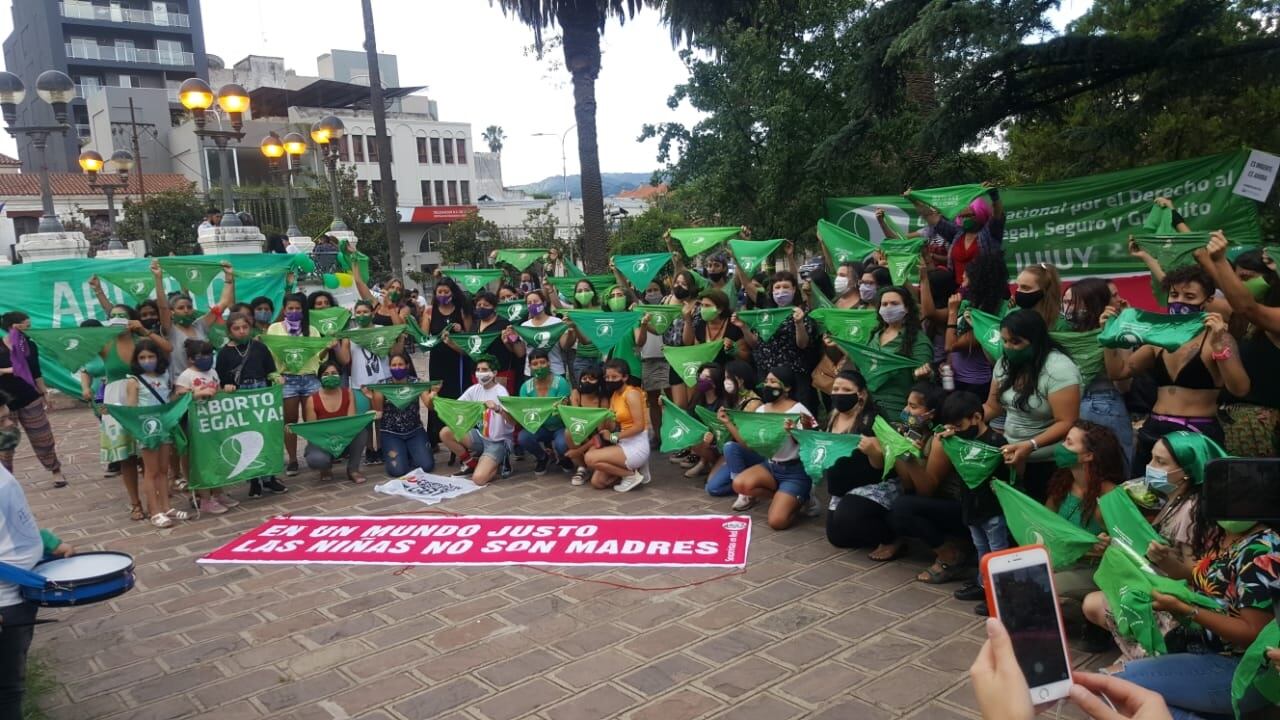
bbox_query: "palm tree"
[482,125,507,154]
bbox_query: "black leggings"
[0,601,37,720]
[887,494,966,549]
[827,494,895,549]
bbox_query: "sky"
[0,0,1087,186]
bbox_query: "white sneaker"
[731,494,756,511]
[571,467,587,486]
[614,471,645,493]
[802,496,821,518]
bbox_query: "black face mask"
[831,393,858,413]
[708,271,726,282]
[955,426,981,440]
[673,286,692,300]
[602,379,623,395]
[579,381,598,395]
[142,318,160,331]
[1014,289,1044,309]
[757,385,783,403]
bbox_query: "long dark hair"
[964,251,1010,315]
[835,369,879,433]
[874,286,922,359]
[997,310,1067,412]
[1046,420,1125,527]
[130,338,170,376]
[432,277,471,318]
[603,358,640,386]
[1065,278,1111,331]
[282,292,312,336]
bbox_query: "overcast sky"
[0,0,1086,187]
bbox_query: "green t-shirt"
[867,329,933,413]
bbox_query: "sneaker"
[199,497,228,515]
[731,494,757,511]
[614,471,646,493]
[668,450,690,465]
[453,457,477,476]
[679,455,699,469]
[953,582,985,602]
[683,460,709,478]
[534,456,549,476]
[802,496,821,518]
[558,456,575,473]
[150,513,174,529]
[173,476,188,491]
[262,477,289,494]
[104,461,121,478]
[571,467,588,486]
[285,461,299,477]
[363,450,383,466]
[247,478,263,498]
[215,493,240,508]
[973,602,989,617]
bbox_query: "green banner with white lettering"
[189,386,286,489]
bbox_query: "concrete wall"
[317,49,399,87]
[85,87,175,173]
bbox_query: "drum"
[20,551,135,607]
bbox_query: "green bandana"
[793,429,863,485]
[1144,203,1175,233]
[335,243,370,280]
[695,405,732,448]
[940,434,1005,489]
[158,257,224,296]
[669,226,739,257]
[497,300,528,323]
[310,307,352,337]
[658,397,709,453]
[440,268,506,294]
[872,416,922,479]
[1093,545,1222,656]
[494,248,548,272]
[206,322,228,349]
[366,381,439,410]
[260,334,331,374]
[884,249,919,286]
[635,304,681,334]
[548,275,614,299]
[106,393,192,451]
[907,184,988,219]
[734,308,790,342]
[337,325,406,356]
[289,412,375,456]
[662,341,722,387]
[1099,487,1168,562]
[993,479,1099,569]
[405,322,441,349]
[99,270,156,305]
[725,409,801,457]
[1134,233,1215,275]
[433,396,487,438]
[1232,622,1280,718]
[968,307,1007,359]
[816,219,876,264]
[728,238,784,277]
[1050,329,1104,385]
[809,282,835,309]
[613,252,672,293]
[1098,308,1206,352]
[1162,431,1230,486]
[562,310,641,355]
[450,331,501,361]
[558,405,615,444]
[511,322,569,351]
[24,327,121,372]
[499,395,563,432]
[831,337,922,393]
[810,308,878,344]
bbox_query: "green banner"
[433,396,486,438]
[494,248,547,271]
[793,429,862,484]
[562,310,641,355]
[558,405,614,444]
[310,307,351,337]
[289,412,375,456]
[441,268,505,294]
[497,300,528,323]
[816,218,877,264]
[907,184,989,219]
[105,393,192,451]
[511,322,568,352]
[1098,308,1206,351]
[1093,545,1222,656]
[659,397,708,453]
[728,238,785,277]
[260,334,332,374]
[366,381,439,410]
[810,308,878,344]
[23,327,121,372]
[613,252,672,292]
[872,416,922,479]
[825,151,1260,278]
[1099,487,1167,561]
[1233,623,1280,718]
[993,479,1099,569]
[734,308,790,342]
[450,331,501,361]
[831,337,922,392]
[337,325,406,356]
[725,409,800,457]
[158,257,225,296]
[940,434,1005,489]
[189,386,285,489]
[662,341,722,387]
[669,226,739,257]
[635,304,681,335]
[500,395,563,432]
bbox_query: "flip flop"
[917,561,968,584]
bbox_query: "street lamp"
[260,130,305,237]
[0,69,76,233]
[179,77,249,228]
[309,115,348,232]
[78,148,133,250]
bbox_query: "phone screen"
[1204,460,1280,521]
[991,562,1070,689]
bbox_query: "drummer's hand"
[51,542,74,558]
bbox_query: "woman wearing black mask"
[665,271,699,412]
[1011,262,1066,330]
[458,290,518,394]
[562,364,606,486]
[821,371,882,545]
[422,277,471,401]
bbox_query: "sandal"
[129,503,145,522]
[150,513,173,529]
[348,472,367,485]
[917,561,968,584]
[165,508,193,521]
[868,542,903,562]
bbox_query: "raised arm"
[88,275,113,314]
[664,232,687,279]
[1202,232,1280,333]
[350,243,376,303]
[1127,236,1166,285]
[215,260,235,312]
[152,260,172,332]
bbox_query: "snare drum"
[21,551,135,607]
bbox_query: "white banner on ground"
[373,469,484,506]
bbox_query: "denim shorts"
[467,429,510,464]
[283,373,321,399]
[769,459,812,501]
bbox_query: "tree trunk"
[363,0,401,279]
[559,4,607,273]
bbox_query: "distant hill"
[511,172,653,199]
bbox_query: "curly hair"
[963,250,1010,315]
[1161,264,1216,298]
[1046,420,1126,526]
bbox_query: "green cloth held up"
[99,270,157,304]
[511,322,569,352]
[499,395,563,432]
[1134,233,1215,274]
[158,257,224,296]
[105,393,192,451]
[433,396,486,438]
[1050,329,1104,385]
[669,226,739,257]
[809,282,835,309]
[1232,622,1280,719]
[794,430,863,486]
[635,304,681,335]
[497,301,528,323]
[449,331,501,362]
[695,405,732,448]
[811,308,878,344]
[907,184,989,219]
[1098,308,1206,352]
[940,434,1005,489]
[872,416,922,479]
[1099,487,1167,562]
[558,405,614,444]
[441,268,505,294]
[337,325,407,356]
[725,409,800,457]
[728,238,784,277]
[23,327,121,372]
[366,382,439,410]
[662,341,722,387]
[547,275,614,298]
[310,307,351,337]
[968,308,1006,359]
[562,310,641,355]
[659,397,708,453]
[993,479,1100,569]
[816,219,876,264]
[734,307,791,342]
[260,334,332,374]
[1144,204,1175,234]
[613,252,672,293]
[831,337,922,393]
[289,412,375,456]
[493,248,547,272]
[1093,545,1222,656]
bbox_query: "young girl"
[217,313,286,497]
[125,340,190,528]
[174,338,237,514]
[369,353,436,477]
[563,363,606,486]
[303,361,368,484]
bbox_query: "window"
[367,136,378,163]
[456,139,467,164]
[338,136,350,162]
[460,180,471,205]
[434,180,445,206]
[443,139,455,164]
[421,180,433,205]
[117,75,140,88]
[351,134,365,163]
[416,137,429,164]
[447,181,459,205]
[371,180,381,199]
[356,179,368,198]
[429,137,441,164]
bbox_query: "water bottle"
[940,363,955,391]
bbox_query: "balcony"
[65,43,194,67]
[75,83,102,99]
[59,2,190,28]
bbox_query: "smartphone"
[981,545,1074,704]
[1203,458,1280,524]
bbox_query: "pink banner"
[199,515,752,568]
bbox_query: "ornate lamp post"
[179,78,249,228]
[260,130,305,238]
[0,70,76,234]
[309,115,348,232]
[78,149,134,251]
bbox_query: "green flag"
[1134,233,1214,274]
[189,385,286,489]
[309,307,351,337]
[494,248,547,271]
[884,250,919,286]
[289,412,375,456]
[940,434,1005,489]
[725,409,801,457]
[450,331,501,361]
[158,257,225,296]
[810,308,878,344]
[1098,308,1205,352]
[832,337,922,393]
[993,479,1099,569]
[872,416,922,479]
[809,282,835,309]
[498,300,528,323]
[669,226,739,257]
[511,322,569,352]
[728,239,785,277]
[563,310,641,355]
[260,334,331,374]
[433,396,486,438]
[608,328,642,377]
[1051,329,1104,385]
[694,405,732,448]
[207,322,228,349]
[793,430,862,485]
[441,268,505,294]
[500,396,563,432]
[1099,487,1167,562]
[816,219,877,264]
[24,327,121,372]
[366,381,439,410]
[105,393,192,451]
[402,321,441,350]
[907,184,989,219]
[636,304,681,335]
[1233,622,1280,718]
[734,308,791,342]
[1093,545,1222,656]
[662,341,722,387]
[337,325,406,356]
[99,270,157,304]
[558,405,614,444]
[1143,203,1175,233]
[968,308,1006,359]
[659,397,708,453]
[548,275,614,298]
[613,252,672,292]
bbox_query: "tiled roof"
[615,183,668,200]
[0,153,19,166]
[0,172,193,196]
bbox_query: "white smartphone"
[981,545,1074,704]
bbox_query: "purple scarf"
[8,330,34,386]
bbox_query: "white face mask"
[107,317,129,328]
[833,276,850,295]
[476,371,495,385]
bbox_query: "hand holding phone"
[981,545,1074,704]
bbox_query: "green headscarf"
[1160,431,1230,485]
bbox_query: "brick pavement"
[13,405,1117,719]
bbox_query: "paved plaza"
[15,403,1116,720]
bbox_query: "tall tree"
[483,125,507,153]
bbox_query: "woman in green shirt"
[515,349,572,476]
[858,287,933,415]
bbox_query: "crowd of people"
[1,189,1278,719]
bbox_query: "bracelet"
[1029,438,1040,451]
[946,324,958,329]
[1210,346,1233,361]
[610,432,620,445]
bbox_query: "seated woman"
[719,367,817,530]
[820,370,881,544]
[369,353,436,477]
[302,361,368,484]
[515,349,572,476]
[681,363,725,478]
[584,359,650,492]
[562,363,607,486]
[705,361,763,497]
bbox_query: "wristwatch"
[1029,438,1040,451]
[610,432,620,445]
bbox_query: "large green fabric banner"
[825,151,1260,278]
[189,386,286,489]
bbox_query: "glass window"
[367,136,379,163]
[443,140,455,164]
[447,181,458,205]
[434,180,445,206]
[456,139,467,164]
[417,137,429,164]
[460,180,471,205]
[429,138,441,164]
[338,136,350,162]
[351,134,365,163]
[421,180,432,205]
[371,180,381,199]
[356,179,368,198]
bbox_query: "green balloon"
[323,273,339,289]
[295,256,316,274]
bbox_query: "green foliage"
[609,192,696,256]
[438,211,504,268]
[297,166,391,280]
[23,652,56,720]
[116,186,203,257]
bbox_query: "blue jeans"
[1080,387,1133,478]
[517,426,567,461]
[968,515,1010,586]
[706,463,734,496]
[382,427,435,477]
[723,441,766,477]
[1115,652,1266,720]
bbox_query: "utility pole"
[127,97,152,255]
[362,0,401,277]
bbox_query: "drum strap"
[0,560,48,589]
